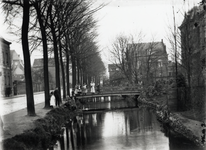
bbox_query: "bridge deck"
[76,91,140,99]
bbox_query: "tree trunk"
[49,4,61,101]
[71,50,76,89]
[22,0,35,116]
[66,51,70,96]
[59,39,66,99]
[35,3,50,109]
[77,58,80,84]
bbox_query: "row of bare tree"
[2,0,106,116]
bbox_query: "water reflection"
[50,101,203,150]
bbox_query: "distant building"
[10,50,24,81]
[168,61,176,79]
[32,58,56,90]
[10,50,25,95]
[108,64,124,85]
[108,40,168,85]
[0,37,12,97]
[32,58,72,90]
[129,40,168,84]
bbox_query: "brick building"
[108,64,124,85]
[10,50,25,95]
[32,58,56,91]
[108,40,168,85]
[0,37,12,97]
[179,3,206,111]
[130,40,168,84]
[179,5,205,87]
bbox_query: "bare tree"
[110,33,167,86]
[3,0,35,116]
[33,0,51,108]
[110,34,144,84]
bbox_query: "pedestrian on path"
[90,81,95,94]
[50,91,55,107]
[82,83,87,95]
[54,87,60,107]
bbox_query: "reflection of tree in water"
[53,107,202,150]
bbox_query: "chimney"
[161,39,163,43]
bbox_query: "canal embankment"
[1,98,81,150]
[1,93,205,150]
[136,95,205,148]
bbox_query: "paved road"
[0,92,45,116]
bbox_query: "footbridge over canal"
[75,91,141,99]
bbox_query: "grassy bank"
[2,100,81,150]
[137,95,205,148]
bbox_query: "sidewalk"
[1,91,44,100]
[1,102,51,142]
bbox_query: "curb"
[1,92,44,100]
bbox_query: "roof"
[10,50,21,60]
[179,5,205,29]
[33,58,55,67]
[127,40,167,55]
[0,37,11,45]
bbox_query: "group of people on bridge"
[49,82,101,108]
[72,81,100,96]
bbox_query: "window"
[6,52,8,65]
[158,59,162,67]
[147,48,152,55]
[137,61,141,69]
[4,75,7,85]
[3,51,5,65]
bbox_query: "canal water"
[51,97,203,150]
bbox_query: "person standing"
[90,81,95,94]
[50,91,55,107]
[96,84,100,94]
[54,87,60,107]
[82,83,87,95]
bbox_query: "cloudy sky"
[0,0,201,64]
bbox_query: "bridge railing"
[101,86,142,93]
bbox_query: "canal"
[51,97,203,150]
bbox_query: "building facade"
[108,40,168,85]
[0,37,12,97]
[179,3,206,112]
[108,64,124,85]
[32,58,56,91]
[10,50,24,81]
[179,5,205,87]
[131,40,168,84]
[10,50,25,95]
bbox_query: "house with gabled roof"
[10,50,25,95]
[108,40,168,86]
[10,50,24,82]
[32,58,56,90]
[129,40,168,84]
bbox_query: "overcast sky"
[0,0,201,64]
[93,0,200,63]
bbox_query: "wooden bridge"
[75,91,140,99]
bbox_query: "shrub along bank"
[137,96,205,148]
[2,99,81,150]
